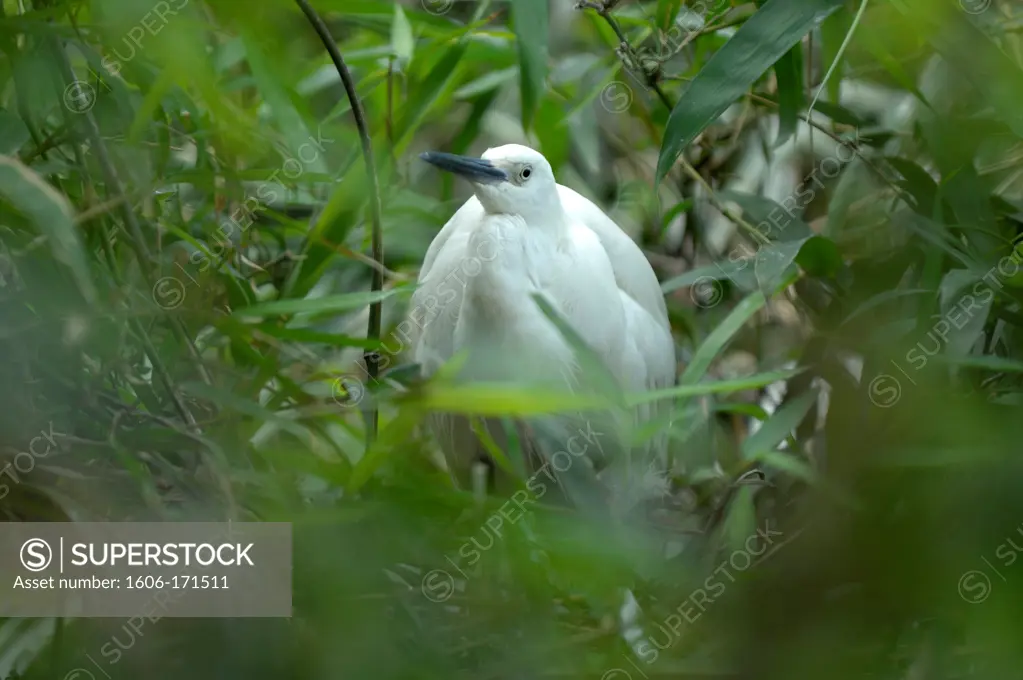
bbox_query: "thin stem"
[807,0,868,120]
[680,158,768,245]
[577,0,676,111]
[296,0,384,443]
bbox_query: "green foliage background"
[2,0,1023,678]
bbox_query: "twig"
[576,0,675,111]
[680,157,769,245]
[296,0,385,444]
[19,125,66,164]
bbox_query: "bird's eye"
[519,167,532,181]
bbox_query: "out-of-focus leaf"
[407,385,610,415]
[719,190,812,242]
[893,0,1023,140]
[773,43,804,147]
[755,238,807,292]
[661,261,753,293]
[534,94,570,171]
[394,41,469,153]
[656,0,845,181]
[628,368,805,407]
[723,486,756,553]
[937,270,993,358]
[796,236,843,278]
[511,0,549,132]
[741,387,819,459]
[347,406,427,493]
[234,288,407,319]
[681,285,775,386]
[887,156,941,214]
[0,156,96,303]
[921,118,1000,258]
[858,30,931,109]
[391,5,415,65]
[819,5,850,108]
[930,355,1023,373]
[752,450,818,482]
[0,110,30,155]
[181,383,311,441]
[240,29,327,175]
[453,67,517,100]
[656,0,683,30]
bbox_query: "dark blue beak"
[419,151,508,184]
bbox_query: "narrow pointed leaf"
[511,0,549,132]
[0,156,96,303]
[656,0,846,181]
[773,43,804,147]
[741,387,819,459]
[391,5,415,65]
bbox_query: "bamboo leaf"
[511,0,549,132]
[0,156,96,303]
[656,0,845,181]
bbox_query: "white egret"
[410,143,676,511]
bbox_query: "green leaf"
[408,384,610,416]
[819,6,850,108]
[181,382,310,441]
[395,41,469,154]
[773,43,804,147]
[240,29,328,175]
[656,0,845,181]
[741,387,819,459]
[887,157,942,215]
[930,355,1023,373]
[937,270,993,358]
[858,29,931,109]
[233,288,407,319]
[656,0,683,30]
[718,190,812,242]
[0,110,30,155]
[391,5,415,65]
[715,190,842,283]
[680,285,775,387]
[0,156,96,303]
[795,236,843,278]
[511,0,549,132]
[627,368,805,407]
[662,262,739,293]
[751,450,818,483]
[755,238,807,293]
[723,486,756,554]
[921,118,1001,258]
[347,406,427,493]
[892,0,1023,140]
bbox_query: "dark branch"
[295,0,385,443]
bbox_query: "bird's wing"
[407,197,486,374]
[547,191,676,511]
[410,190,676,508]
[556,184,669,329]
[419,198,485,281]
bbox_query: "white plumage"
[410,144,676,509]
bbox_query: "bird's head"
[420,144,561,220]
